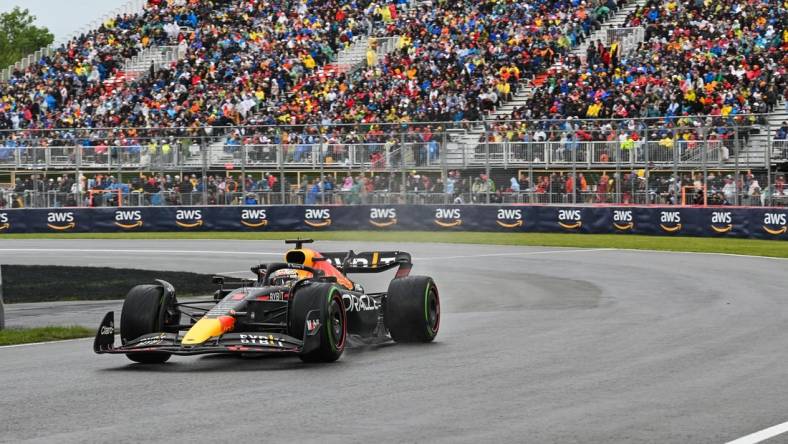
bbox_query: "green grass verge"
[2,231,787,258]
[0,326,95,346]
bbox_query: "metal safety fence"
[3,186,787,209]
[606,27,646,55]
[1,115,786,208]
[0,116,784,170]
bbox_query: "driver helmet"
[270,268,299,286]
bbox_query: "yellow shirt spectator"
[366,48,377,67]
[302,54,316,70]
[586,102,601,117]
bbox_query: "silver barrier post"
[441,130,448,204]
[320,138,326,205]
[241,142,248,204]
[673,138,679,191]
[528,158,534,204]
[702,126,708,206]
[279,145,286,204]
[734,126,740,206]
[484,118,490,204]
[571,144,577,204]
[644,131,650,204]
[400,130,407,204]
[615,138,621,204]
[318,123,326,205]
[74,144,82,208]
[766,122,772,207]
[201,136,208,205]
[388,141,394,202]
[401,150,407,204]
[503,141,508,170]
[360,130,367,183]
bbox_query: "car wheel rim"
[427,288,440,334]
[329,296,345,349]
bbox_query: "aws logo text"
[558,209,582,230]
[47,212,75,231]
[176,209,203,228]
[710,211,732,234]
[241,209,268,229]
[0,212,8,231]
[305,208,331,228]
[434,208,462,228]
[369,208,397,228]
[659,211,682,233]
[115,210,143,229]
[613,210,633,231]
[763,213,787,235]
[496,208,523,228]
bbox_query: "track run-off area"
[1,239,787,443]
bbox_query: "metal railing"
[606,27,645,55]
[0,117,784,172]
[335,36,401,73]
[473,139,732,167]
[4,187,786,209]
[125,45,185,75]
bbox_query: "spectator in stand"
[776,121,788,158]
[0,0,375,148]
[3,0,609,154]
[722,175,737,204]
[494,0,786,152]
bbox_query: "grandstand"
[0,0,786,208]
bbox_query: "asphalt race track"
[2,239,788,443]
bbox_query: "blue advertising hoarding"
[0,206,785,240]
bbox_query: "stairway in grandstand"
[103,44,188,89]
[446,0,649,166]
[191,8,412,168]
[189,35,392,168]
[732,103,788,167]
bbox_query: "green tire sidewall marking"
[424,279,435,338]
[326,287,340,352]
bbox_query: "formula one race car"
[93,239,440,364]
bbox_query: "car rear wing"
[319,251,412,278]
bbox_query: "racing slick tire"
[288,283,346,363]
[385,276,440,343]
[120,284,178,364]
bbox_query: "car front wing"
[93,311,320,356]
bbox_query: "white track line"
[726,421,788,444]
[415,248,613,260]
[609,248,788,261]
[415,247,787,262]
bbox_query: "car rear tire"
[120,284,178,364]
[289,283,346,363]
[385,276,440,343]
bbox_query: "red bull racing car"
[93,239,440,364]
